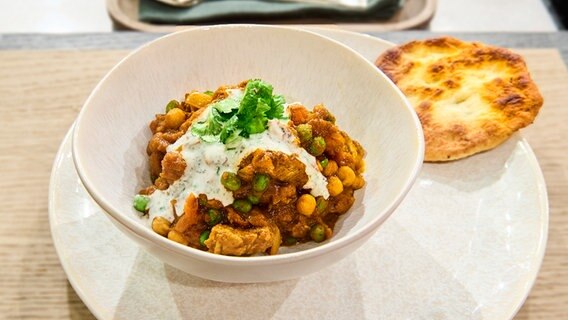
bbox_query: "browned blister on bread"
[376,37,543,161]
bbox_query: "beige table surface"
[0,36,567,319]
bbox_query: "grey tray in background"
[107,0,436,32]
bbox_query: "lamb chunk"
[269,205,297,234]
[249,149,273,172]
[290,216,311,239]
[160,152,186,184]
[204,224,273,256]
[288,104,309,125]
[260,184,297,206]
[154,177,169,190]
[161,130,185,143]
[226,207,250,228]
[247,209,270,227]
[309,118,363,168]
[138,185,156,195]
[237,164,255,182]
[271,184,297,205]
[249,150,308,187]
[149,151,164,179]
[312,104,336,123]
[147,132,171,155]
[329,189,355,215]
[232,184,252,200]
[271,154,308,186]
[149,114,166,134]
[309,119,345,154]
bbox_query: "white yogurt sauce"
[147,98,329,224]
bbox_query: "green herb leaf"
[219,116,239,143]
[199,134,220,143]
[266,94,286,119]
[214,95,240,114]
[191,79,286,144]
[191,108,223,138]
[236,79,285,137]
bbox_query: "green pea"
[320,158,329,168]
[284,236,297,246]
[165,99,180,113]
[207,209,222,226]
[204,90,214,96]
[296,124,312,143]
[316,197,328,213]
[133,195,150,212]
[221,172,241,191]
[199,230,211,247]
[310,224,326,243]
[247,193,260,205]
[233,199,252,213]
[309,136,326,156]
[253,173,270,192]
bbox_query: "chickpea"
[186,92,213,109]
[152,216,171,237]
[167,230,189,245]
[323,160,338,177]
[296,194,316,216]
[165,108,186,129]
[356,159,366,174]
[351,176,365,190]
[337,166,356,187]
[327,176,343,196]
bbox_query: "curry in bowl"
[134,79,366,256]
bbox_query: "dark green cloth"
[139,0,403,24]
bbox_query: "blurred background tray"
[107,0,436,32]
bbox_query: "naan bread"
[375,37,543,161]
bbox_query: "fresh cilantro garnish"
[191,79,286,143]
[190,108,224,142]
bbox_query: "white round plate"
[49,30,548,320]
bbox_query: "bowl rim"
[72,24,424,265]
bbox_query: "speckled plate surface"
[49,30,548,320]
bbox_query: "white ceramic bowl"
[72,25,424,283]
